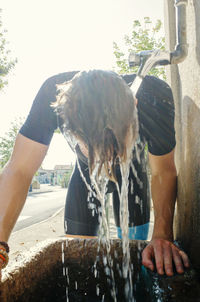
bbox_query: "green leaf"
[0,117,24,168]
[0,9,17,91]
[113,17,166,79]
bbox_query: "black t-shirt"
[19,71,176,156]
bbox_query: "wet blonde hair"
[53,70,138,182]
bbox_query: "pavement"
[8,185,66,263]
[6,185,154,274]
[28,183,56,195]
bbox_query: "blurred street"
[13,184,67,232]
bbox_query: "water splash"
[61,242,69,302]
[72,128,137,301]
[90,163,118,302]
[116,160,135,301]
[85,143,135,301]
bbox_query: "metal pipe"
[170,0,188,64]
[128,0,188,68]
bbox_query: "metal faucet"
[128,0,188,72]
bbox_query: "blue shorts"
[117,223,149,240]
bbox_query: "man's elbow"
[0,160,33,184]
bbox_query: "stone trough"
[0,238,200,301]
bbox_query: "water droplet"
[75,281,78,290]
[96,285,100,296]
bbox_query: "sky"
[0,0,164,169]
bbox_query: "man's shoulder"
[36,71,80,102]
[43,71,79,87]
[138,75,173,104]
[142,75,172,92]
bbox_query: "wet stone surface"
[0,239,200,302]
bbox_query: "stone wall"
[1,238,199,301]
[164,0,200,270]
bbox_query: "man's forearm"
[143,151,189,276]
[151,171,177,241]
[0,163,32,241]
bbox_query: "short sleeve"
[137,76,176,156]
[19,71,78,145]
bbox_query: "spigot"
[129,50,171,69]
[128,50,154,67]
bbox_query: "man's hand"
[142,238,190,276]
[146,150,190,276]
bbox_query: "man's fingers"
[142,240,190,276]
[179,250,190,268]
[153,241,164,275]
[171,247,184,274]
[163,242,173,276]
[142,245,155,271]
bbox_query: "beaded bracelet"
[0,249,9,268]
[0,254,6,263]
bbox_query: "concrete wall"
[164,0,200,270]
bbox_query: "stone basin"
[0,238,200,301]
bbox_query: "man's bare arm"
[149,149,177,241]
[0,133,49,241]
[142,149,190,276]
